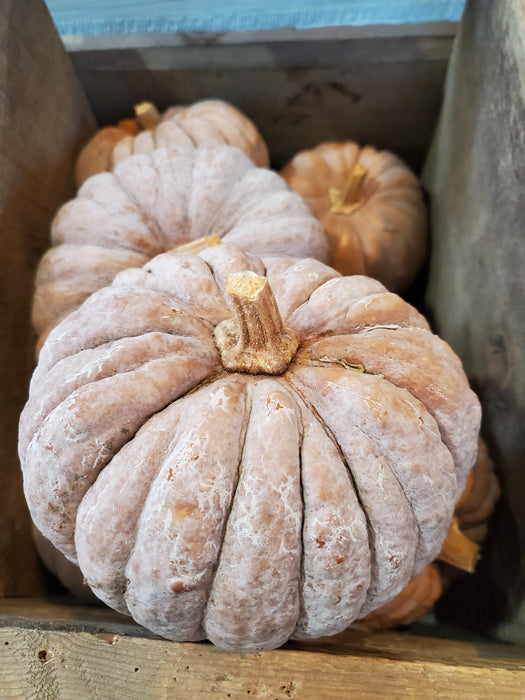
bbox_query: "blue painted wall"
[45,0,466,36]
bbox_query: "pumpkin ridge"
[112,159,170,253]
[203,379,303,651]
[206,169,279,240]
[263,258,340,326]
[33,286,216,384]
[52,190,159,257]
[24,350,220,560]
[19,332,212,459]
[187,148,255,243]
[167,112,198,150]
[349,374,456,536]
[350,413,450,574]
[83,408,177,614]
[298,325,481,504]
[113,253,230,327]
[79,377,245,617]
[285,372,404,616]
[198,111,235,151]
[150,147,193,247]
[285,276,386,339]
[342,326,480,492]
[286,388,371,635]
[200,377,252,631]
[119,377,249,638]
[286,366,458,612]
[328,435,417,616]
[283,376,372,528]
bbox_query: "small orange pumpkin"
[75,99,270,187]
[281,141,427,293]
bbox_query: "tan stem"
[329,162,368,214]
[134,101,162,130]
[170,235,222,255]
[436,517,481,573]
[214,272,299,375]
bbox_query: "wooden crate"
[1,0,524,696]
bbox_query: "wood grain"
[0,599,524,699]
[0,0,95,597]
[68,31,454,172]
[422,0,525,632]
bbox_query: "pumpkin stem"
[329,162,368,214]
[134,101,162,130]
[214,272,299,375]
[436,516,481,573]
[170,235,222,255]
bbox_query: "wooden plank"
[62,22,460,51]
[0,0,96,597]
[0,599,524,699]
[422,0,525,634]
[69,32,454,171]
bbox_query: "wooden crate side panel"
[0,0,96,596]
[423,0,525,632]
[69,31,454,172]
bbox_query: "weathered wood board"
[423,0,525,631]
[1,598,524,699]
[0,0,95,596]
[67,26,455,172]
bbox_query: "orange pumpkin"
[281,141,427,293]
[75,99,270,187]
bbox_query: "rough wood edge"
[62,22,460,52]
[1,599,524,699]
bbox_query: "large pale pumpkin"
[20,243,481,652]
[75,99,270,187]
[281,141,427,293]
[33,145,328,347]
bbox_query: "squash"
[32,145,329,348]
[75,99,270,187]
[20,243,481,652]
[354,564,442,632]
[356,437,500,631]
[31,437,497,632]
[74,118,139,188]
[280,141,427,293]
[454,436,501,543]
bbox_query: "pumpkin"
[32,145,329,348]
[280,141,427,293]
[31,438,497,631]
[454,436,501,543]
[356,437,500,631]
[75,99,270,187]
[32,525,98,604]
[354,563,442,632]
[20,242,481,652]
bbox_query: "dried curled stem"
[214,272,299,375]
[329,162,368,214]
[134,101,162,130]
[436,517,481,573]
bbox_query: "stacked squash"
[20,98,496,651]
